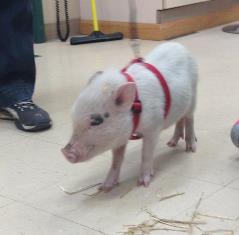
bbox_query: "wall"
[42,0,81,24]
[42,0,239,41]
[79,0,163,23]
[42,0,210,24]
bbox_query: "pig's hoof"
[137,171,154,187]
[167,135,183,147]
[185,138,197,152]
[99,182,119,193]
[167,139,178,147]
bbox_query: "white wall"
[79,0,163,23]
[78,0,211,23]
[42,0,210,24]
[42,0,81,24]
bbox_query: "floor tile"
[227,177,239,190]
[0,128,27,147]
[0,195,14,208]
[53,177,220,234]
[0,203,95,235]
[175,187,239,235]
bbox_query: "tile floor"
[1,23,239,235]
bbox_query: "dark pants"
[0,0,35,107]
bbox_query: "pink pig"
[62,42,198,192]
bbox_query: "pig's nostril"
[68,154,78,163]
[61,148,79,163]
[68,155,73,159]
[66,152,78,163]
[65,143,72,149]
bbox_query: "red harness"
[121,58,171,140]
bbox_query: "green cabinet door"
[32,0,46,43]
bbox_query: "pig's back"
[128,42,198,132]
[145,42,197,88]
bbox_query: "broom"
[70,0,123,45]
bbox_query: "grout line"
[0,195,19,209]
[25,137,64,147]
[176,176,239,219]
[223,176,239,188]
[0,195,108,235]
[27,203,108,234]
[0,194,19,202]
[0,134,29,148]
[174,185,225,219]
[179,171,239,188]
[1,132,64,148]
[0,202,16,210]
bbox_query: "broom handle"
[91,0,99,31]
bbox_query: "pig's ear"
[113,83,136,111]
[88,71,103,85]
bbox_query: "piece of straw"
[197,212,236,221]
[145,209,205,226]
[189,193,204,234]
[202,229,234,235]
[83,190,103,197]
[59,183,101,195]
[158,192,185,202]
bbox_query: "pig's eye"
[90,114,104,126]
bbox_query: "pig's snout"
[61,143,80,164]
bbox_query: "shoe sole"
[15,120,52,132]
[1,108,52,132]
[0,109,15,120]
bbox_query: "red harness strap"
[121,58,171,140]
[121,71,142,140]
[142,62,171,119]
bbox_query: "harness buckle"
[131,100,142,114]
[131,132,143,140]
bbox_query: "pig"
[62,42,198,192]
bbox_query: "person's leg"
[0,0,35,106]
[0,0,52,131]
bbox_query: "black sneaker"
[0,101,52,132]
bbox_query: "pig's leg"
[138,133,157,187]
[167,118,185,147]
[99,145,126,192]
[184,92,197,152]
[185,115,197,152]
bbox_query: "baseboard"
[157,0,238,23]
[44,18,81,41]
[79,3,239,41]
[45,3,239,41]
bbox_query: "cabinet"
[162,0,210,9]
